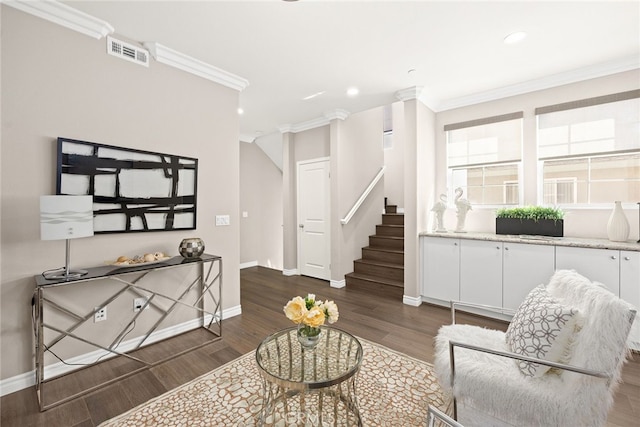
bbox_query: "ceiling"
[60,1,640,141]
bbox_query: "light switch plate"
[215,215,230,226]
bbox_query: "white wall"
[401,97,437,300]
[384,101,405,209]
[1,7,241,381]
[434,70,640,241]
[240,141,283,270]
[294,125,330,161]
[331,108,385,280]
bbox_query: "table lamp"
[40,195,94,280]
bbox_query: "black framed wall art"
[56,137,198,234]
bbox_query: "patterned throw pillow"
[505,285,581,377]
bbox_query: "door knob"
[299,224,304,229]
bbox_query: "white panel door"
[460,239,503,307]
[503,243,555,311]
[555,246,620,294]
[297,159,330,280]
[422,236,460,303]
[620,251,640,351]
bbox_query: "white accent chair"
[434,270,636,427]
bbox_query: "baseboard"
[403,295,422,306]
[0,305,242,397]
[283,268,298,276]
[330,279,346,289]
[239,260,258,269]
[0,371,33,398]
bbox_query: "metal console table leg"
[33,254,222,411]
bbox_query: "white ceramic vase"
[606,201,630,242]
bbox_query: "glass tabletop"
[255,326,363,391]
[35,254,220,287]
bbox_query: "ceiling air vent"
[107,36,149,67]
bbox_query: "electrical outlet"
[134,297,150,312]
[215,215,230,226]
[94,306,107,322]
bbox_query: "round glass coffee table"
[255,326,363,426]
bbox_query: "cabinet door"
[555,246,620,295]
[620,251,640,351]
[460,239,502,307]
[503,243,555,311]
[422,237,460,303]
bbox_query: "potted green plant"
[496,206,564,237]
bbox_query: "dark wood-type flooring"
[2,266,638,426]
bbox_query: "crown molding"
[395,86,424,102]
[277,109,350,134]
[278,124,294,133]
[4,0,114,39]
[434,55,640,112]
[239,134,255,143]
[278,116,330,134]
[324,109,350,121]
[144,42,249,92]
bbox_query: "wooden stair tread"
[345,272,403,288]
[363,246,404,254]
[354,258,404,269]
[345,205,405,292]
[370,235,403,240]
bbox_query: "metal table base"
[33,254,222,411]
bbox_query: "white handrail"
[340,166,385,225]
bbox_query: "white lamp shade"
[40,195,94,240]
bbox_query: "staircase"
[344,203,404,297]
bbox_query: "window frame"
[535,89,640,208]
[445,112,524,207]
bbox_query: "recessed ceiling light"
[237,107,244,115]
[302,91,325,100]
[504,31,527,45]
[347,87,359,97]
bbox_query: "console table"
[33,254,222,411]
[255,326,363,426]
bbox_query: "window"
[543,177,577,205]
[536,90,640,205]
[446,112,523,205]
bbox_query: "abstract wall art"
[56,137,198,234]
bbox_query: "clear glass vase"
[297,324,321,350]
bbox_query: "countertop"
[419,231,640,252]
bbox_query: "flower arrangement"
[284,294,339,339]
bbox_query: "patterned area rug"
[100,339,449,426]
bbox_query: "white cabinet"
[422,238,555,310]
[620,251,640,350]
[422,236,460,303]
[555,246,620,295]
[503,243,556,311]
[421,235,638,349]
[551,246,639,350]
[459,240,502,307]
